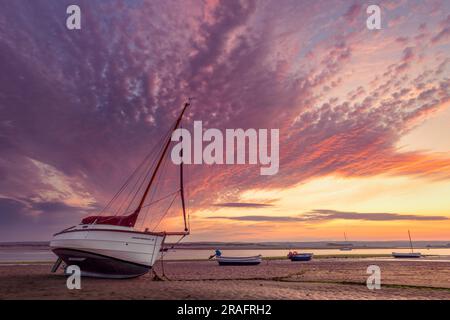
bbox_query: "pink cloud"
[0,0,450,240]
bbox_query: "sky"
[0,0,449,242]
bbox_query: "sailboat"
[392,230,422,258]
[50,100,192,278]
[339,232,353,251]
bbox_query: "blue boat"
[288,252,313,261]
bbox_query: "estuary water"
[1,246,450,263]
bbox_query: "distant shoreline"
[1,241,449,250]
[2,253,450,266]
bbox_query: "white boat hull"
[50,225,165,278]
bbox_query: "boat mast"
[134,100,191,219]
[180,125,188,232]
[408,230,414,253]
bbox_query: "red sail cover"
[81,211,138,227]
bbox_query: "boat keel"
[52,248,151,279]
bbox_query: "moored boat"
[392,230,421,259]
[288,252,313,261]
[51,224,166,278]
[50,100,192,278]
[216,255,262,266]
[339,232,353,251]
[392,252,422,258]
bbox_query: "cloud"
[1,0,450,240]
[209,215,303,222]
[208,209,449,222]
[0,198,28,225]
[431,14,450,44]
[303,209,449,221]
[343,3,362,23]
[0,196,93,241]
[0,196,94,224]
[213,202,275,208]
[31,200,96,215]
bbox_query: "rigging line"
[186,165,190,232]
[137,158,166,230]
[119,126,173,215]
[111,118,177,216]
[114,154,153,216]
[118,128,169,216]
[184,159,191,232]
[119,152,157,216]
[143,190,181,208]
[152,192,179,232]
[134,101,190,216]
[136,147,172,229]
[160,235,168,279]
[154,141,171,189]
[122,121,176,215]
[98,151,153,215]
[142,150,175,228]
[138,200,153,230]
[179,124,188,232]
[146,146,168,205]
[101,126,172,216]
[118,190,182,217]
[167,234,188,251]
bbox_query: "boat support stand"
[51,257,63,273]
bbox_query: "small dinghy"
[216,255,262,266]
[392,252,422,258]
[339,232,353,251]
[287,252,313,261]
[392,230,421,259]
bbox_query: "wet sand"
[0,259,449,299]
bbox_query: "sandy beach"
[0,258,449,300]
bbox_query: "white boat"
[216,255,262,266]
[51,224,166,278]
[50,100,192,278]
[392,230,421,259]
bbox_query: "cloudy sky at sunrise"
[1,0,450,242]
